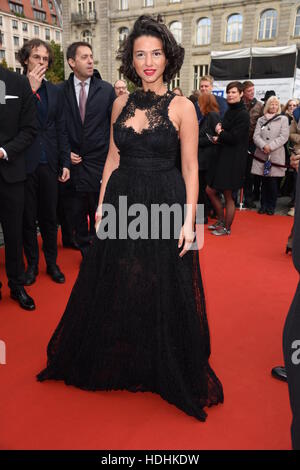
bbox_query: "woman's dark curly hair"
[117,15,185,87]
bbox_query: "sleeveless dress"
[37,90,224,421]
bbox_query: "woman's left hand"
[178,224,195,257]
[215,123,222,134]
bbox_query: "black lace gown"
[37,90,224,421]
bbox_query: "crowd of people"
[0,14,299,448]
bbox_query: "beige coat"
[251,114,289,177]
[290,117,300,154]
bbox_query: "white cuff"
[0,147,8,160]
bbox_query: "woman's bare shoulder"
[112,93,130,121]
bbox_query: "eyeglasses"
[115,86,127,90]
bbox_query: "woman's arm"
[177,98,199,257]
[268,116,290,152]
[96,94,128,227]
[218,111,250,145]
[253,117,267,150]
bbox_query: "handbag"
[263,155,272,176]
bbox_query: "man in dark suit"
[17,39,70,285]
[58,42,115,256]
[0,32,37,310]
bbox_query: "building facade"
[62,0,300,94]
[0,0,63,72]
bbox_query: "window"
[34,25,40,36]
[56,30,60,42]
[119,0,128,10]
[258,9,277,40]
[13,36,19,47]
[78,0,85,14]
[34,10,46,22]
[226,14,243,43]
[82,30,92,44]
[52,15,58,25]
[9,2,24,15]
[12,20,18,30]
[45,28,50,40]
[23,38,28,44]
[15,52,19,61]
[37,0,43,7]
[170,72,180,90]
[88,1,95,12]
[0,16,2,26]
[194,64,209,90]
[16,67,21,74]
[170,0,180,3]
[22,23,28,32]
[169,21,182,44]
[119,27,129,47]
[0,50,5,61]
[48,1,54,10]
[295,8,300,37]
[144,0,154,6]
[196,18,211,45]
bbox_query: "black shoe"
[10,286,35,311]
[24,265,38,286]
[266,208,274,215]
[244,200,256,209]
[62,238,80,250]
[258,208,266,214]
[271,366,287,382]
[46,264,65,283]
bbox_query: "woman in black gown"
[37,15,223,421]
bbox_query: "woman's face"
[226,87,242,104]
[287,100,298,113]
[132,35,167,86]
[268,100,279,114]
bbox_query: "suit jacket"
[0,66,37,183]
[61,73,116,192]
[24,80,70,175]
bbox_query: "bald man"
[114,79,128,97]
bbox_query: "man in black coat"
[58,42,115,256]
[0,33,37,310]
[17,39,70,286]
[281,152,300,449]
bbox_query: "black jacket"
[207,101,250,191]
[60,73,115,192]
[24,80,70,175]
[198,111,220,170]
[0,66,37,183]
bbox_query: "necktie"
[79,81,87,123]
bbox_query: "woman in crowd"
[37,15,223,421]
[252,96,289,215]
[206,81,250,236]
[197,93,220,223]
[283,99,299,125]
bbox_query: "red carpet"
[0,211,297,450]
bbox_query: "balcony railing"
[71,11,97,24]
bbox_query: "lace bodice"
[113,89,179,170]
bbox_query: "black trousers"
[260,176,279,211]
[23,164,58,267]
[283,281,300,449]
[0,173,25,287]
[58,180,98,250]
[198,170,209,219]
